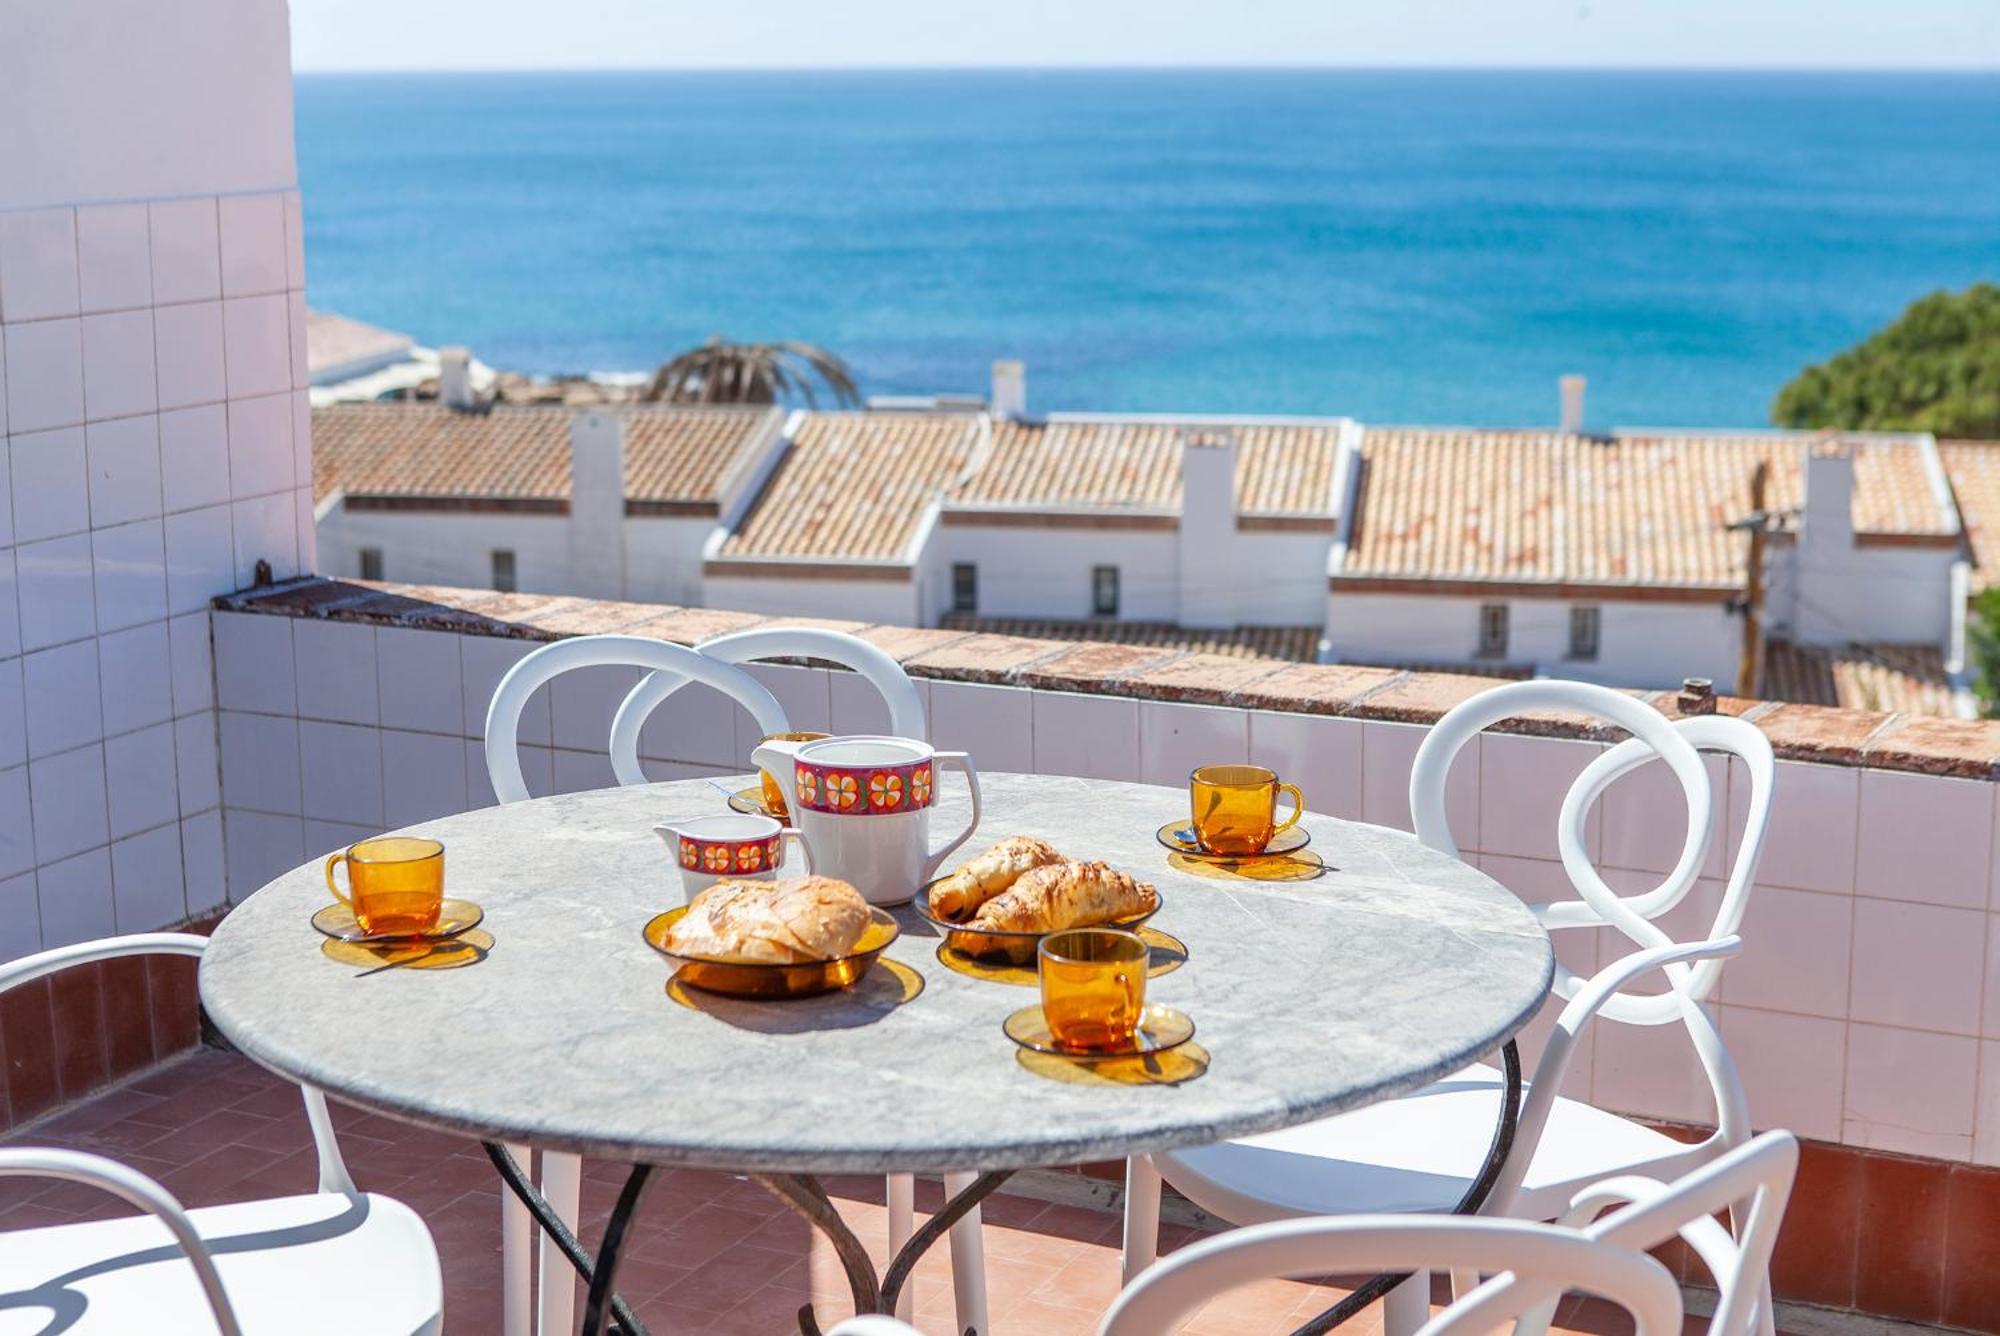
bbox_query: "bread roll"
[972,860,1157,934]
[666,876,870,963]
[927,836,1065,921]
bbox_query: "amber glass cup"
[1038,928,1148,1053]
[325,837,444,936]
[1189,764,1305,856]
[758,731,831,821]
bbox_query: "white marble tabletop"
[199,773,1552,1175]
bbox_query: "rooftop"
[1940,438,2000,593]
[937,615,1322,663]
[715,410,985,564]
[948,417,1344,522]
[304,308,415,383]
[1338,428,1956,595]
[312,402,781,514]
[1760,640,1961,716]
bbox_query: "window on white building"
[1477,603,1508,658]
[492,549,517,593]
[1092,565,1120,618]
[1569,605,1601,660]
[951,563,977,613]
[359,547,383,581]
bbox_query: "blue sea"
[294,70,2000,427]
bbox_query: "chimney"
[1559,374,1586,433]
[567,410,627,598]
[1176,428,1239,629]
[1801,437,1856,555]
[990,359,1026,419]
[439,346,475,410]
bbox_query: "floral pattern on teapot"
[793,759,936,816]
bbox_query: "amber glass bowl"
[914,882,1163,967]
[641,906,900,999]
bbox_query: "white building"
[312,366,1976,713]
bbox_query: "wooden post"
[1737,461,1770,698]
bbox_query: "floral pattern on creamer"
[679,836,783,875]
[790,759,937,816]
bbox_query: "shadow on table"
[663,958,925,1032]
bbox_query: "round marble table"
[201,773,1552,1332]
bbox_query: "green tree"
[1773,283,2000,440]
[642,337,861,408]
[1971,586,2000,717]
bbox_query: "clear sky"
[291,0,2000,72]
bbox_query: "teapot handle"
[921,751,983,882]
[751,739,804,809]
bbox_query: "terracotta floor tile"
[1857,1151,1949,1323]
[1944,1164,2000,1334]
[1028,1246,1125,1312]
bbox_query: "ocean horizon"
[295,68,2000,427]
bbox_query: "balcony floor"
[0,1049,1728,1334]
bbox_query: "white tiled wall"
[1,190,309,949]
[208,616,2000,1168]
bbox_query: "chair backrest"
[0,934,355,1197]
[1102,1213,1681,1336]
[1552,713,1776,1020]
[483,635,788,804]
[1100,1131,1797,1336]
[1413,681,1777,1186]
[607,627,929,787]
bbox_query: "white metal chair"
[606,626,927,787]
[1123,681,1778,1336]
[0,934,442,1335]
[485,630,983,1334]
[833,1131,1798,1336]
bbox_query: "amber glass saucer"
[1002,1002,1196,1058]
[1154,820,1310,860]
[311,898,484,945]
[725,787,781,819]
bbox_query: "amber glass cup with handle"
[1188,764,1305,856]
[325,837,445,937]
[757,731,830,821]
[1038,927,1148,1053]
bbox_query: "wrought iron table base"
[756,1169,1014,1336]
[482,1142,1012,1336]
[480,1039,1518,1336]
[1288,1039,1524,1336]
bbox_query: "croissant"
[972,860,1157,934]
[666,876,870,963]
[928,836,1066,921]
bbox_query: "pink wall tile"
[1591,1011,1714,1124]
[1976,1041,2000,1168]
[1856,770,1995,909]
[1031,690,1139,781]
[1247,711,1364,822]
[0,207,80,322]
[1845,1022,1976,1159]
[1361,720,1477,843]
[1723,884,1853,1019]
[1718,1005,1845,1141]
[1479,732,1604,863]
[1138,701,1249,788]
[1596,751,1728,880]
[75,203,152,314]
[1850,898,1985,1035]
[929,680,1033,774]
[1738,760,1858,893]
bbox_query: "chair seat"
[0,1191,442,1335]
[1158,1063,1703,1224]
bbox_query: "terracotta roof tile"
[950,419,1341,517]
[1939,439,1999,592]
[717,411,983,562]
[1761,640,1962,717]
[1343,428,1952,589]
[311,402,777,508]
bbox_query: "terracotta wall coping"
[214,578,2000,781]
